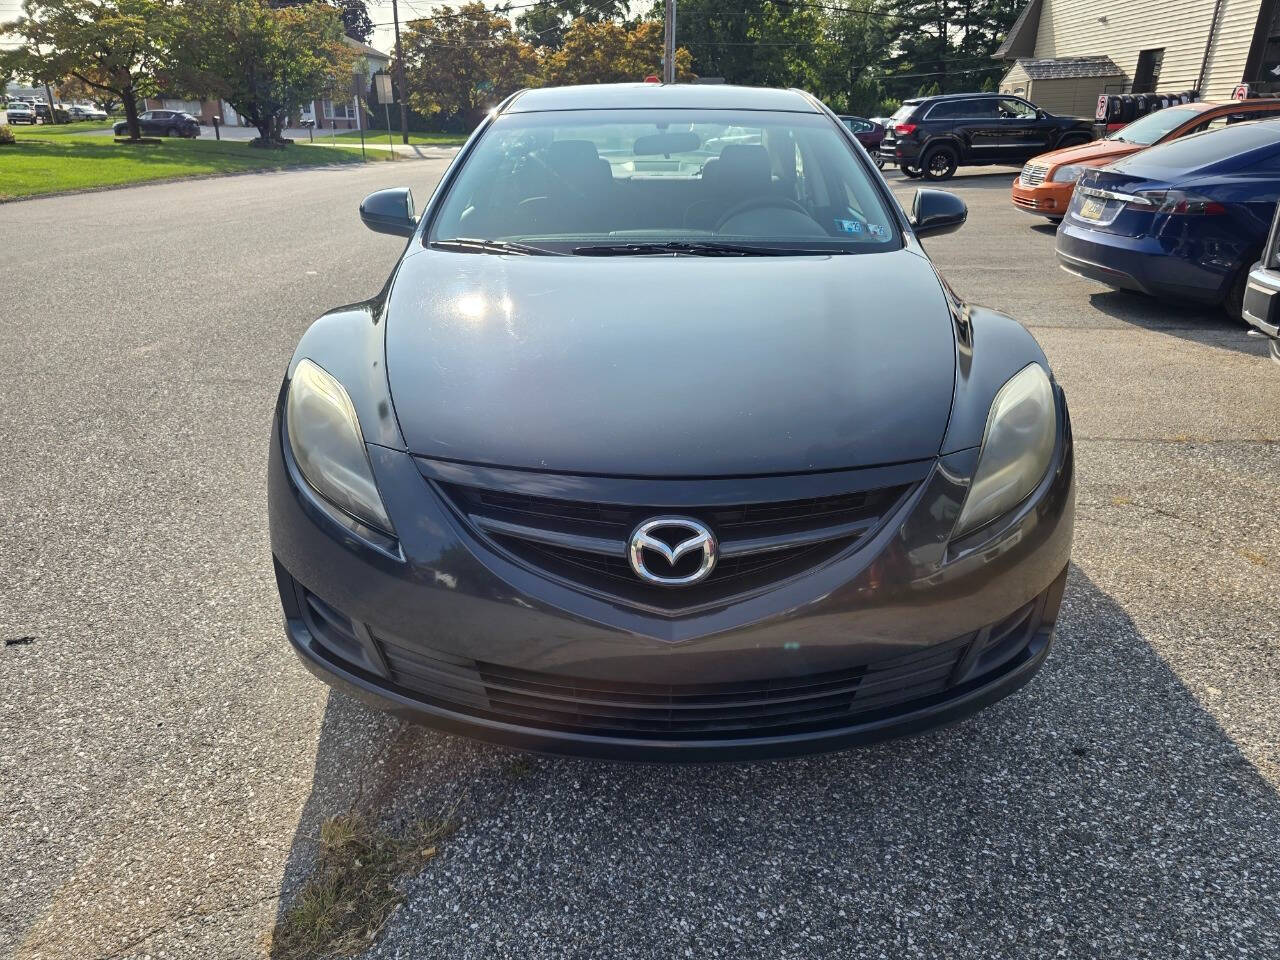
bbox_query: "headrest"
[545,139,601,170]
[704,144,772,193]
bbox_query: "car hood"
[1035,139,1142,170]
[383,247,956,476]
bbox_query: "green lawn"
[323,128,468,146]
[0,129,389,201]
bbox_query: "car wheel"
[921,146,958,181]
[899,164,922,179]
[168,126,181,137]
[1223,264,1251,323]
[1057,134,1091,149]
[1047,217,1063,225]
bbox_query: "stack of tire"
[1098,89,1198,127]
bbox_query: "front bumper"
[269,391,1075,761]
[1244,264,1280,364]
[1011,180,1072,218]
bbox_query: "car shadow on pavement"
[271,564,1280,956]
[1086,289,1271,358]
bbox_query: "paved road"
[1,161,1278,959]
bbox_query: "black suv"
[113,110,201,138]
[878,93,1095,180]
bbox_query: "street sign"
[375,73,393,105]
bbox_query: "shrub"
[0,125,14,145]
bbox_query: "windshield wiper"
[572,240,847,257]
[429,238,567,256]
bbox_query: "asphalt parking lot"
[2,159,1279,959]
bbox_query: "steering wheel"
[715,197,812,232]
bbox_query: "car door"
[949,98,1002,158]
[992,98,1053,160]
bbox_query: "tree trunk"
[121,86,141,140]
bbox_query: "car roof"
[503,83,820,114]
[904,92,1004,104]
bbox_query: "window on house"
[322,99,353,119]
[1133,48,1164,94]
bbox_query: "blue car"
[1056,118,1280,317]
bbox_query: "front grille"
[371,592,1044,741]
[433,480,912,613]
[1020,162,1048,186]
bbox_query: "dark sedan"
[1057,119,1280,317]
[113,110,200,138]
[269,83,1074,760]
[839,115,886,167]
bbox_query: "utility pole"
[662,0,676,83]
[391,0,409,144]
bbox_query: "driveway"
[1,163,1278,959]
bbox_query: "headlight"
[953,364,1056,538]
[286,358,394,534]
[1050,164,1087,183]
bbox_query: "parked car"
[32,102,69,123]
[67,104,108,122]
[878,92,1095,180]
[1242,204,1280,363]
[1013,99,1280,222]
[838,115,886,167]
[1057,119,1280,318]
[4,102,36,125]
[269,83,1075,761]
[113,110,200,138]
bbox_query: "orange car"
[1011,99,1280,221]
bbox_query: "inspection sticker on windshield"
[867,223,889,239]
[834,219,864,235]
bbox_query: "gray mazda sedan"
[269,83,1074,760]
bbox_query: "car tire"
[1223,264,1251,323]
[921,145,959,181]
[1057,134,1091,149]
[899,164,922,178]
[1047,217,1063,225]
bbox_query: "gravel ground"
[1,160,1278,959]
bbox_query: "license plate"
[1079,196,1106,221]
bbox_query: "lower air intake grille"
[376,629,980,740]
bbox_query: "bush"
[0,125,14,145]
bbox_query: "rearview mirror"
[634,131,701,155]
[910,189,967,238]
[360,187,417,237]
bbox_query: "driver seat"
[685,144,773,229]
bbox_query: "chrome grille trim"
[1019,162,1048,186]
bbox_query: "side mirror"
[910,188,967,238]
[360,187,417,238]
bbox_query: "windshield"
[1107,106,1201,145]
[429,108,899,255]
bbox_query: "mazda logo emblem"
[627,517,717,587]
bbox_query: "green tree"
[669,0,825,88]
[176,0,355,145]
[0,0,177,140]
[546,19,691,85]
[515,0,628,51]
[272,0,375,43]
[810,0,891,115]
[398,3,540,129]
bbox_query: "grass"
[0,127,390,201]
[322,128,468,146]
[268,811,455,960]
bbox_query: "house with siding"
[998,0,1280,108]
